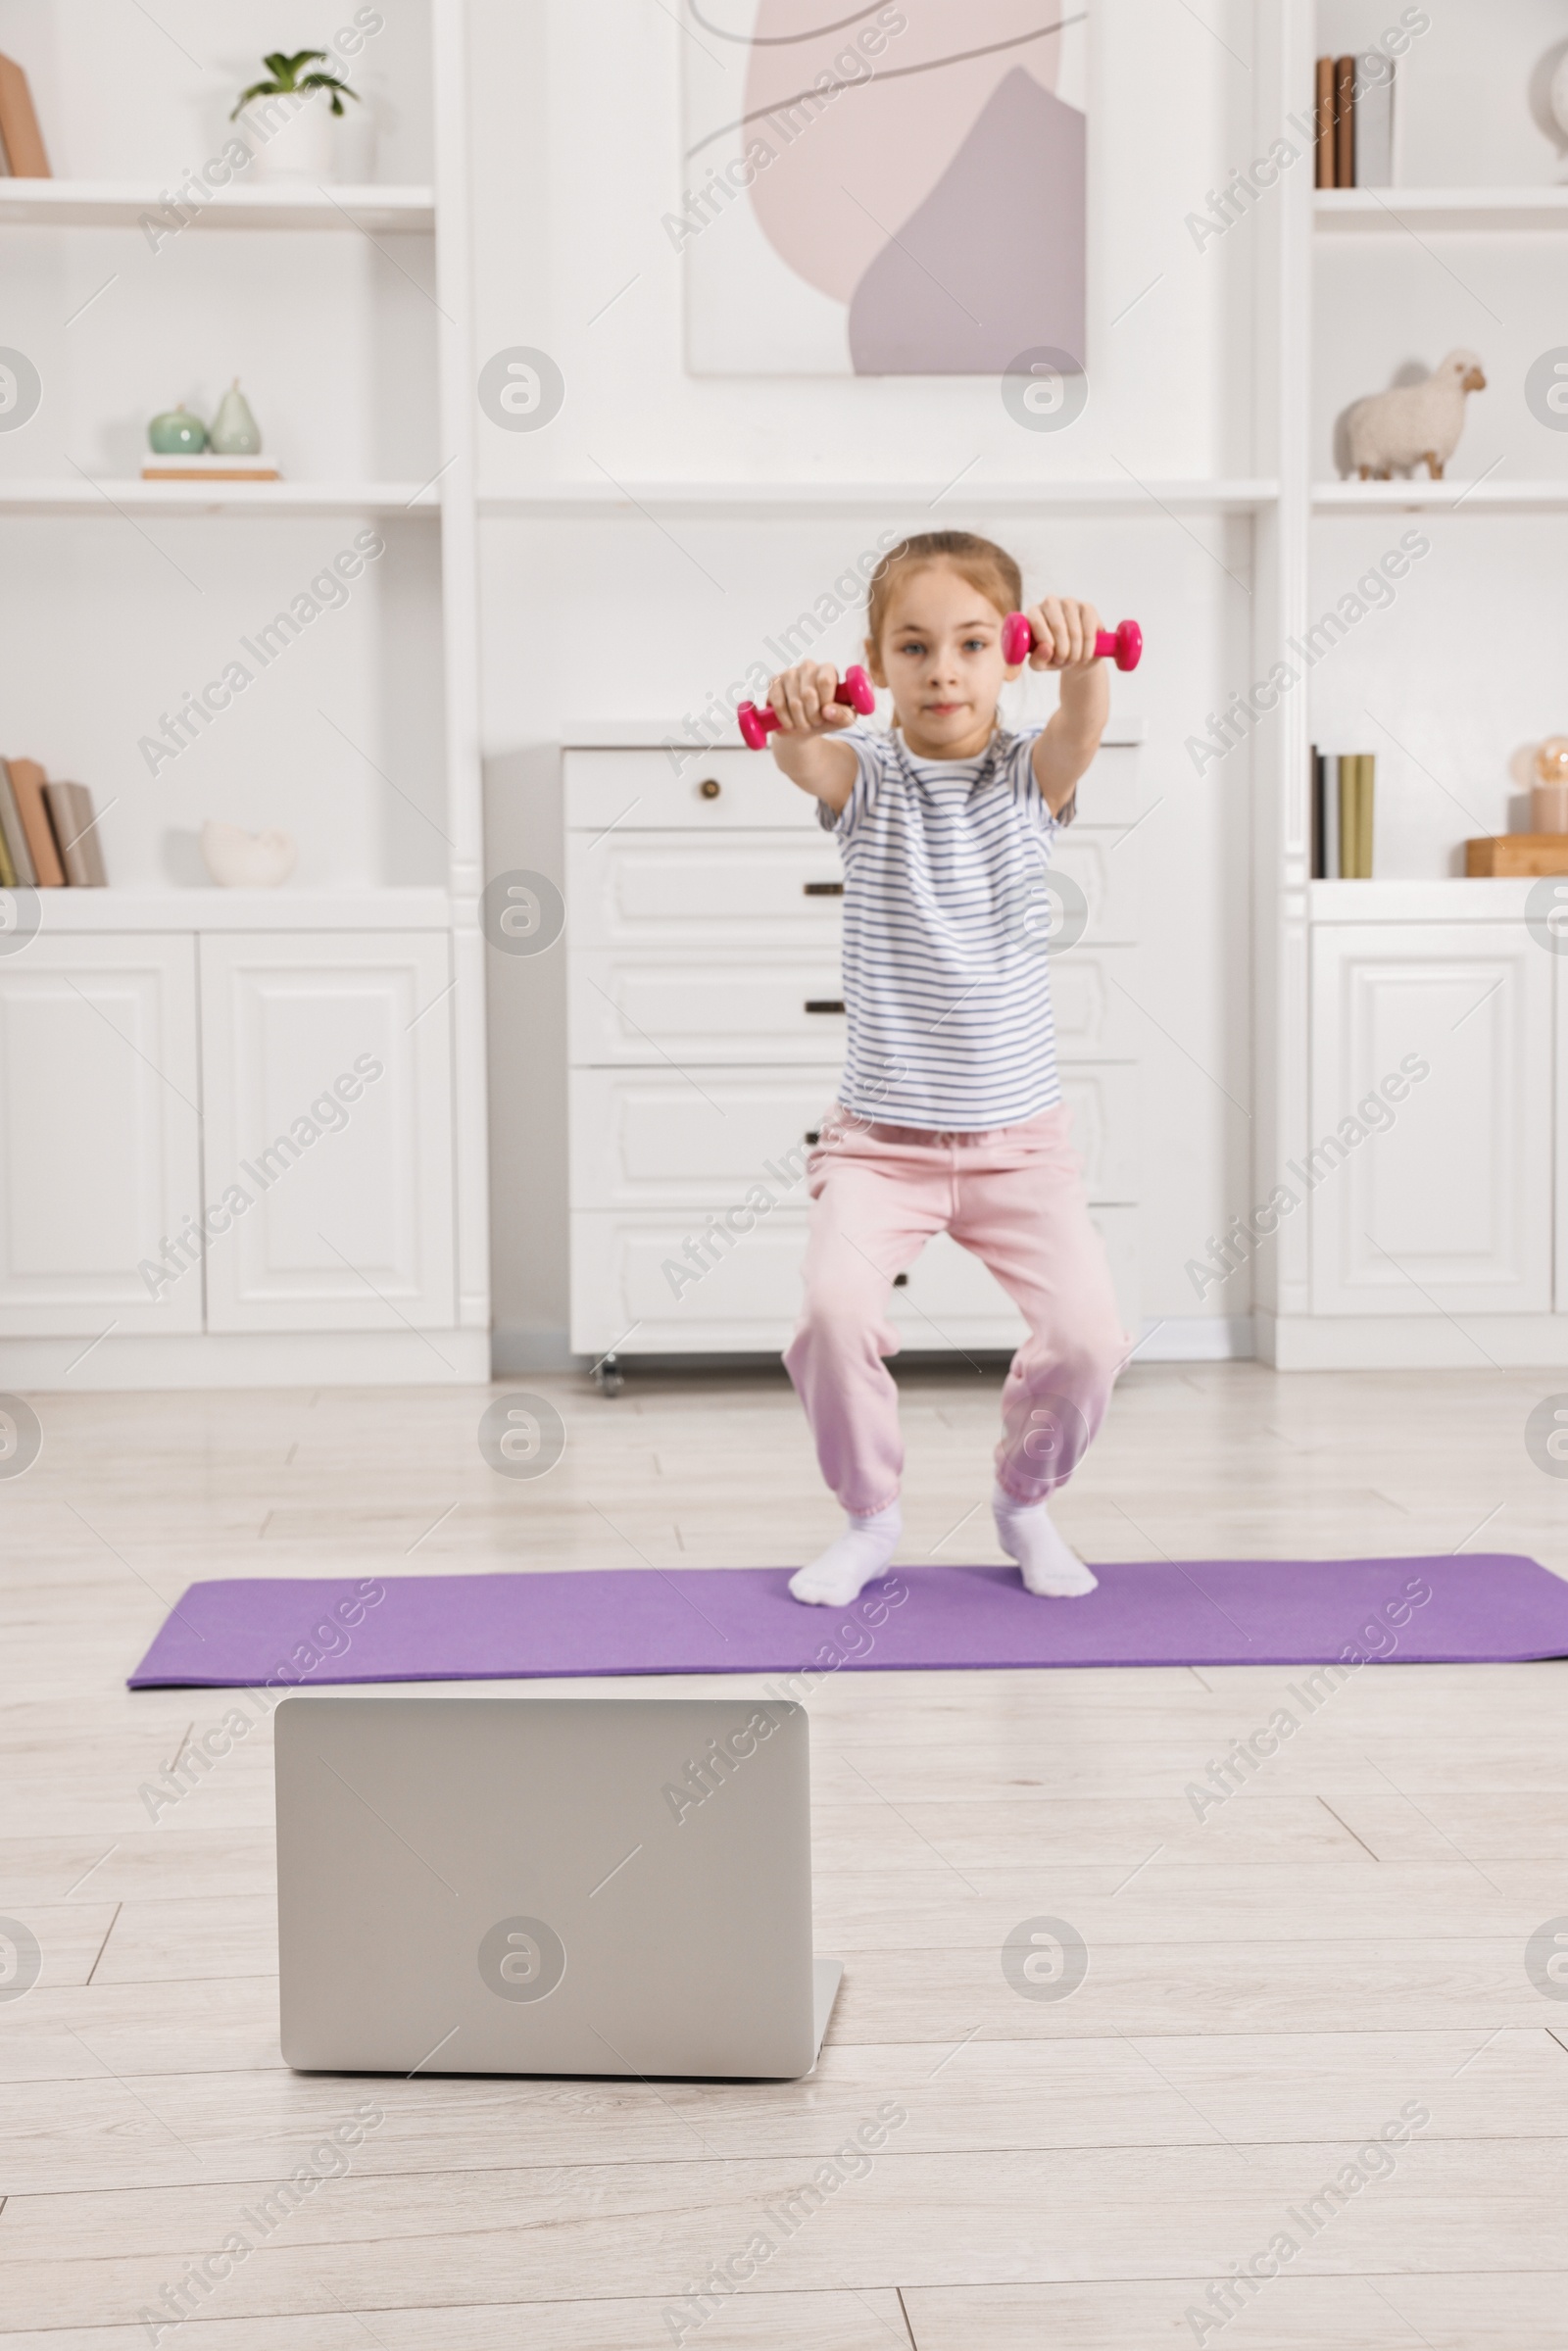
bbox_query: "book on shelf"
[43,781,108,886]
[1333,55,1355,189]
[1315,53,1398,189]
[1312,752,1374,877]
[1313,57,1335,189]
[1351,54,1396,187]
[1341,754,1375,878]
[0,758,37,886]
[7,758,66,885]
[0,51,49,177]
[1313,750,1341,878]
[141,452,281,482]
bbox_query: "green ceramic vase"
[209,379,263,456]
[148,404,208,455]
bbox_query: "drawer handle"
[894,1272,908,1287]
[805,999,845,1014]
[804,1129,820,1145]
[803,881,844,897]
[698,777,721,801]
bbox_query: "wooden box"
[1465,835,1568,877]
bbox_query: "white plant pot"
[201,822,297,889]
[238,91,338,183]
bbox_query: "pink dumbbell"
[738,664,876,751]
[1002,612,1143,672]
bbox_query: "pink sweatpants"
[783,1104,1129,1515]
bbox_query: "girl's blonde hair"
[865,530,1022,650]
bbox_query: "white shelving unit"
[0,179,435,231]
[1314,186,1568,232]
[0,0,489,1390]
[1251,2,1568,1371]
[1312,479,1568,514]
[478,480,1280,521]
[0,480,442,514]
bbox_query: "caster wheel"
[594,1355,625,1398]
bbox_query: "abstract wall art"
[674,2,1089,377]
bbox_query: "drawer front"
[565,748,818,832]
[566,831,845,949]
[568,951,1143,1074]
[1054,831,1138,946]
[1068,743,1145,827]
[569,1207,1138,1355]
[1050,946,1140,1061]
[1059,1065,1139,1202]
[564,742,1145,832]
[571,1064,1136,1205]
[571,1067,836,1208]
[569,951,847,1065]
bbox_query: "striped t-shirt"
[816,725,1074,1132]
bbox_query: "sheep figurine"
[1346,349,1487,480]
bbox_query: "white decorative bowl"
[201,821,297,888]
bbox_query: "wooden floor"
[4,1359,1567,2348]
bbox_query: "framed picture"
[674,1,1088,377]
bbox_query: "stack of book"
[1312,752,1375,879]
[1314,54,1397,189]
[0,759,109,887]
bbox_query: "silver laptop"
[274,1692,842,2080]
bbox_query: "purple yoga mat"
[126,1555,1568,1688]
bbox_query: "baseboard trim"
[1132,1315,1254,1363]
[0,1329,493,1393]
[1257,1311,1568,1371]
[494,1320,1256,1378]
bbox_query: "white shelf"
[1308,879,1539,921]
[0,478,441,516]
[33,888,452,932]
[1315,187,1568,233]
[479,479,1280,521]
[0,180,435,232]
[1313,478,1568,514]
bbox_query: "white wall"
[468,0,1264,1364]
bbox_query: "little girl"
[767,529,1128,1608]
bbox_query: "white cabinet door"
[199,934,455,1334]
[0,933,202,1335]
[1310,924,1552,1315]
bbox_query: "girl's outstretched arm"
[1023,597,1111,815]
[766,661,860,813]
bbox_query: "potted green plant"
[231,51,361,183]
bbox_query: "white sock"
[789,1502,902,1607]
[992,1480,1098,1598]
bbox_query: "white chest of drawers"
[564,735,1143,1363]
